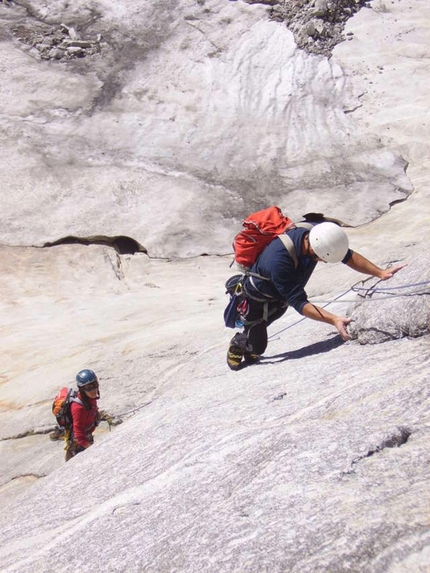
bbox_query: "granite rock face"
[0,0,412,257]
[0,0,429,571]
[350,254,430,344]
[270,0,368,56]
[12,21,104,61]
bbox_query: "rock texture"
[270,0,368,56]
[349,254,430,344]
[0,322,429,572]
[0,0,412,257]
[0,0,429,571]
[12,21,104,60]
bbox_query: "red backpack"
[52,387,83,429]
[232,206,295,270]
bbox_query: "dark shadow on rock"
[261,335,345,363]
[43,235,147,255]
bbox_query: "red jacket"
[70,393,98,448]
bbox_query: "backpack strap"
[295,222,314,231]
[278,223,315,268]
[278,234,298,269]
[67,396,85,439]
[244,231,300,284]
[69,389,84,408]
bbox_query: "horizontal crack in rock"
[43,235,147,255]
[1,427,55,441]
[2,473,46,487]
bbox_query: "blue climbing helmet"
[76,369,98,388]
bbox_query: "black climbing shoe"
[227,342,244,370]
[227,332,252,371]
[244,352,260,366]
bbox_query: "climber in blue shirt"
[227,222,405,370]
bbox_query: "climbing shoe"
[244,352,260,366]
[49,426,65,441]
[227,332,250,371]
[227,342,244,370]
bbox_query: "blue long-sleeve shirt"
[245,227,352,315]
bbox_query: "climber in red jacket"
[65,369,100,462]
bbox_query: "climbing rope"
[353,279,430,292]
[268,285,353,339]
[300,277,430,304]
[268,277,430,339]
[351,278,430,298]
[114,399,154,420]
[96,279,430,420]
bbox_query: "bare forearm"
[346,251,406,281]
[302,302,337,326]
[345,251,384,278]
[302,302,351,340]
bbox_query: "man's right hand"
[302,302,352,341]
[333,316,352,341]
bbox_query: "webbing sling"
[278,234,298,269]
[279,221,314,269]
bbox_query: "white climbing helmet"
[309,222,349,263]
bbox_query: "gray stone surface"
[350,254,430,344]
[0,0,429,571]
[270,0,366,55]
[0,0,412,257]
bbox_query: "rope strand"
[268,278,430,339]
[352,279,430,292]
[114,279,430,418]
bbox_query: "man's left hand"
[379,264,407,281]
